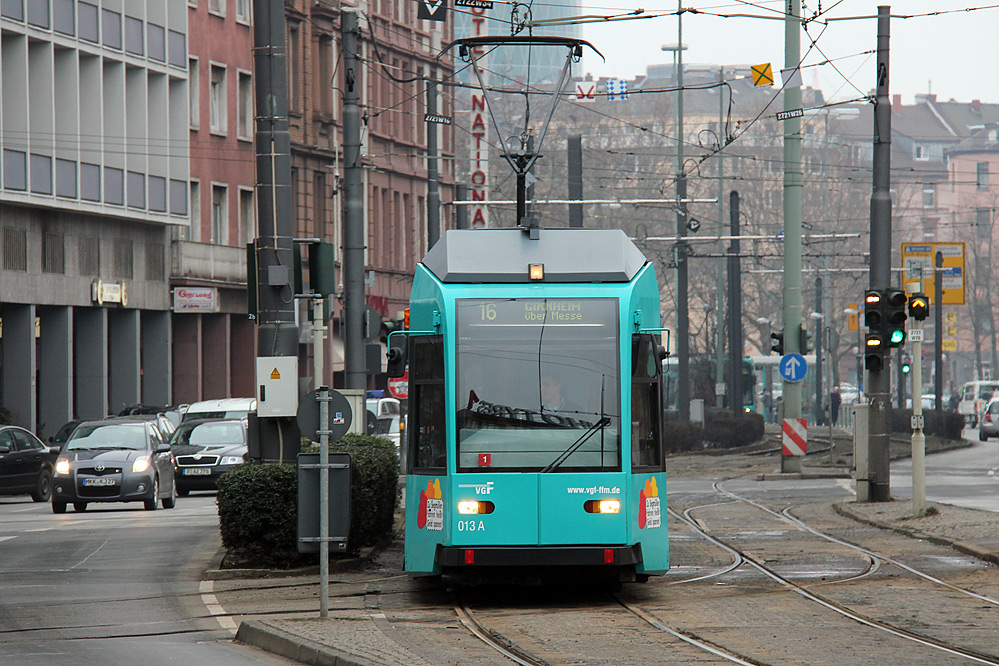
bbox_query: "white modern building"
[0,0,189,435]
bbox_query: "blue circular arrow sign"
[779,353,807,383]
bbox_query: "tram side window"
[409,336,446,473]
[631,334,664,470]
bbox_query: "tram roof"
[422,228,649,283]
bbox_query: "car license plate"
[82,477,117,487]
[183,468,212,476]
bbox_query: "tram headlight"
[457,500,494,515]
[584,499,621,514]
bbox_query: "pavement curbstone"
[237,620,369,666]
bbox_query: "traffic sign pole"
[318,387,330,618]
[910,321,926,517]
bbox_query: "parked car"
[48,419,84,450]
[0,425,58,502]
[979,398,999,441]
[372,414,401,452]
[958,381,999,427]
[52,420,176,513]
[181,398,256,422]
[110,412,177,439]
[169,419,247,495]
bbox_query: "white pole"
[908,278,926,517]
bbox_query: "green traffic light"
[890,329,905,344]
[902,363,911,374]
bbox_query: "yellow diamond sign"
[752,63,774,87]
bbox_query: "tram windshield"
[455,298,620,473]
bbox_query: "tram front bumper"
[435,544,643,567]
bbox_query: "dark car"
[0,426,57,502]
[52,420,177,513]
[169,418,247,495]
[48,419,84,450]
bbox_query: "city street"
[0,495,292,666]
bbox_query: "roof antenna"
[441,37,602,238]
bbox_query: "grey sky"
[579,1,999,105]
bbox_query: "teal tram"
[393,227,669,584]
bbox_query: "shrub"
[664,408,766,453]
[217,433,399,568]
[889,408,964,440]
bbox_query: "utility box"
[297,452,351,554]
[853,403,869,502]
[256,356,299,417]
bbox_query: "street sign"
[778,353,807,383]
[901,242,966,305]
[943,339,958,351]
[297,388,353,442]
[909,328,924,342]
[751,62,774,86]
[388,371,409,400]
[782,418,807,456]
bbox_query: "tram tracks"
[669,483,999,665]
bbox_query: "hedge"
[889,408,964,440]
[664,408,766,453]
[216,433,399,569]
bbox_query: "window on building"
[81,163,100,201]
[211,185,228,244]
[30,154,52,195]
[170,179,187,216]
[113,238,133,278]
[3,149,26,191]
[209,64,227,134]
[318,35,334,117]
[102,9,122,50]
[976,207,991,232]
[148,24,165,62]
[27,0,48,27]
[977,162,989,190]
[168,30,185,68]
[1,0,24,21]
[54,0,75,35]
[237,70,252,139]
[190,180,202,240]
[922,185,935,208]
[78,2,98,42]
[127,171,145,209]
[149,175,167,212]
[239,188,255,244]
[189,58,200,129]
[56,159,77,198]
[209,0,225,16]
[313,172,326,233]
[236,0,249,22]
[78,236,100,276]
[105,167,124,205]
[125,16,144,55]
[43,232,65,274]
[287,24,300,112]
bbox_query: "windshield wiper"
[539,417,611,473]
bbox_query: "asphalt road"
[891,429,999,511]
[0,494,293,666]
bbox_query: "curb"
[833,501,999,567]
[204,546,378,581]
[236,620,368,666]
[756,470,852,481]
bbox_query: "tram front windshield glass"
[456,298,620,473]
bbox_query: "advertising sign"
[173,287,219,313]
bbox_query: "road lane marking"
[201,581,238,633]
[0,536,17,543]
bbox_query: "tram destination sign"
[469,298,610,325]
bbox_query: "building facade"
[0,0,189,434]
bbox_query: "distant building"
[0,0,189,433]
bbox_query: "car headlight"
[220,456,243,465]
[132,457,151,473]
[55,459,70,475]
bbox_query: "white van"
[182,398,256,422]
[958,381,999,427]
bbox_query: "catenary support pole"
[715,66,726,409]
[568,134,583,228]
[455,183,469,229]
[318,387,330,617]
[781,0,804,473]
[727,191,742,416]
[675,0,689,421]
[426,78,441,248]
[341,10,365,390]
[867,5,892,501]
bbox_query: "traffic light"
[885,288,908,347]
[864,289,885,371]
[798,325,811,355]
[902,354,912,374]
[386,334,408,377]
[770,329,784,355]
[908,292,929,321]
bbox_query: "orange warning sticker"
[270,368,281,379]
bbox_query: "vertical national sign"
[467,5,489,227]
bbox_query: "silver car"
[979,398,999,441]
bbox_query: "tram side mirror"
[386,335,408,378]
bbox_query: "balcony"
[171,240,246,285]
